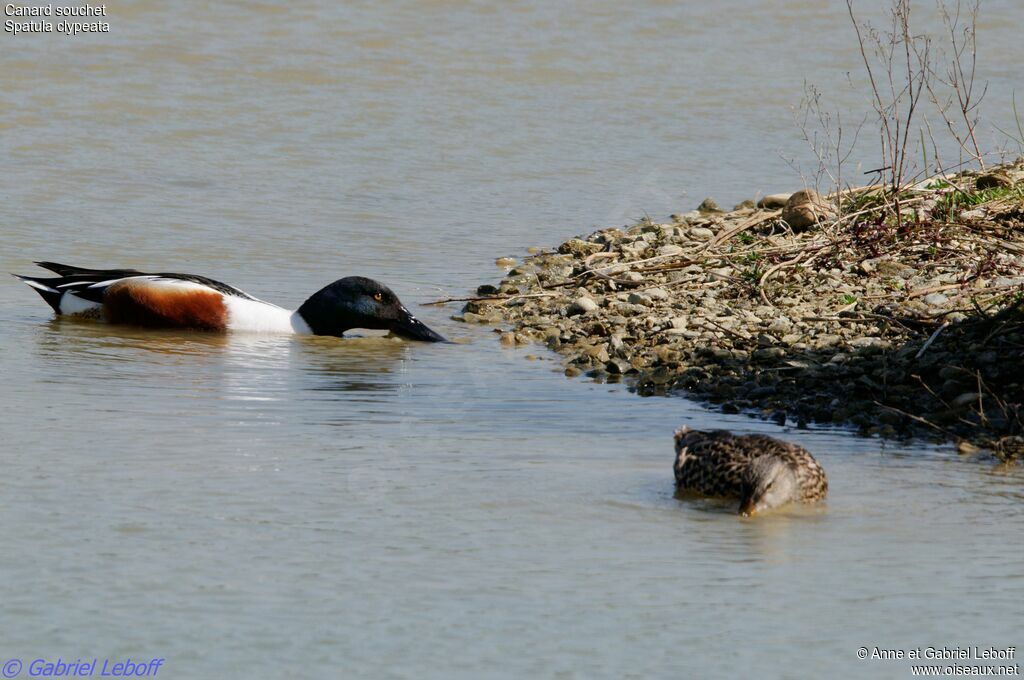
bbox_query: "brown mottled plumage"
[673,427,828,515]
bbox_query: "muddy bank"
[449,161,1024,461]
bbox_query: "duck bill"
[389,312,446,342]
[738,496,757,517]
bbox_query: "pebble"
[605,358,633,374]
[848,337,884,348]
[688,227,715,241]
[757,193,791,209]
[752,347,786,360]
[952,392,981,408]
[922,293,949,306]
[782,189,835,231]
[568,297,599,315]
[558,239,603,256]
[646,287,670,300]
[956,440,982,455]
[697,198,722,213]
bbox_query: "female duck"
[15,261,445,342]
[673,427,828,516]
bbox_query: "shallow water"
[2,2,1023,678]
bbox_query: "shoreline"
[451,160,1024,461]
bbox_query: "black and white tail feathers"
[13,274,64,313]
[12,262,144,314]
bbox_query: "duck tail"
[12,273,63,313]
[35,261,97,277]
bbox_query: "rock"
[815,334,842,347]
[558,239,603,256]
[620,242,649,259]
[605,358,634,375]
[952,392,981,408]
[848,336,885,349]
[733,199,756,210]
[657,244,684,256]
[568,297,599,316]
[960,209,985,220]
[752,347,786,361]
[688,227,715,241]
[499,332,516,346]
[697,198,723,213]
[582,344,610,364]
[670,316,687,329]
[646,287,670,300]
[708,266,733,278]
[956,440,982,455]
[976,171,1014,190]
[757,193,792,209]
[627,292,653,306]
[922,292,949,306]
[495,257,517,267]
[781,189,835,231]
[476,284,500,295]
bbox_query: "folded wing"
[15,262,245,331]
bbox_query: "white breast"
[223,296,311,334]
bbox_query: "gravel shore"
[450,161,1024,460]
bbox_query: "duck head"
[738,456,799,516]
[297,276,445,342]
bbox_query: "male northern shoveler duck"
[673,427,828,516]
[14,261,446,342]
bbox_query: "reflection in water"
[34,317,230,360]
[294,334,409,396]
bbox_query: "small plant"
[738,231,755,245]
[933,184,1024,220]
[634,214,656,229]
[841,294,858,305]
[740,263,764,285]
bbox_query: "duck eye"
[373,292,383,302]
